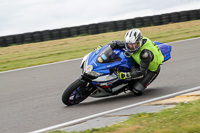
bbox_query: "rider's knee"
[132,81,145,92]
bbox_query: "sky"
[0,0,200,36]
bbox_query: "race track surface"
[0,38,200,133]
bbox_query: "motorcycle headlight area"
[85,65,103,77]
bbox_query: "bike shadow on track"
[64,87,166,107]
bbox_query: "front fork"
[79,75,97,94]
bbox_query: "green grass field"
[50,99,200,133]
[0,20,200,72]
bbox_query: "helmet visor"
[126,42,140,51]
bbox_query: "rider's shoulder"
[140,49,153,60]
[142,36,152,45]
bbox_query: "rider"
[108,28,164,95]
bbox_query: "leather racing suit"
[108,37,163,93]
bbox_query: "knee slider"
[133,81,145,92]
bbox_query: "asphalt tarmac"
[0,38,200,133]
[59,90,200,132]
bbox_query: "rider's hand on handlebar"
[96,45,102,50]
[117,71,131,80]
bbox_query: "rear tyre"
[62,79,91,106]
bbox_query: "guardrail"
[0,9,200,47]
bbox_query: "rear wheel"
[62,79,91,106]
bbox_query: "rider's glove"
[117,71,131,80]
[96,45,102,50]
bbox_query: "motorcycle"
[62,42,171,106]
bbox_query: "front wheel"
[62,79,91,106]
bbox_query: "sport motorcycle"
[62,42,171,106]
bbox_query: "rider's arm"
[130,49,154,79]
[108,40,125,49]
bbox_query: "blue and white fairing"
[80,45,135,85]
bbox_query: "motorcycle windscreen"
[97,46,121,63]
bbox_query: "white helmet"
[124,29,143,54]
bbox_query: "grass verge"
[0,20,200,72]
[50,99,200,133]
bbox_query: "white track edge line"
[0,58,82,74]
[168,36,200,44]
[1,37,200,74]
[29,86,200,133]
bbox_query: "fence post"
[134,17,143,28]
[23,33,33,43]
[15,34,24,44]
[124,19,134,29]
[88,24,98,34]
[161,13,171,24]
[32,31,42,42]
[152,15,161,26]
[51,29,61,40]
[69,26,79,37]
[5,35,15,46]
[0,37,6,47]
[97,22,106,33]
[79,25,88,35]
[143,16,152,27]
[115,20,125,31]
[188,10,199,20]
[170,12,179,23]
[60,28,70,38]
[41,30,51,41]
[179,11,189,22]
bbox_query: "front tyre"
[62,79,91,106]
